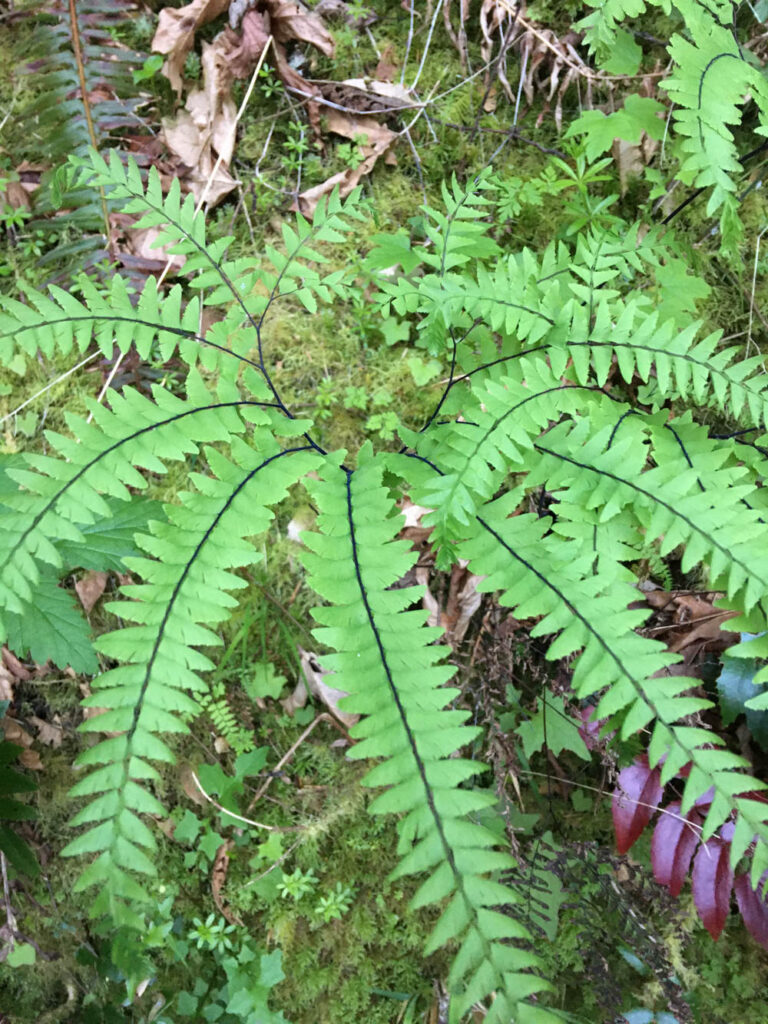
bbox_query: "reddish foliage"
[611,759,768,948]
[651,801,702,898]
[691,838,734,939]
[734,872,768,948]
[612,756,663,854]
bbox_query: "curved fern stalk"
[577,0,768,237]
[0,370,281,648]
[300,450,558,1024]
[62,438,319,926]
[454,495,768,888]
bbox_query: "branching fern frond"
[62,438,319,925]
[577,0,768,235]
[300,453,557,1022]
[6,128,768,1018]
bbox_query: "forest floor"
[1,2,767,1023]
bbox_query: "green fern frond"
[199,682,254,756]
[300,450,556,1023]
[62,437,318,925]
[17,1,151,265]
[458,496,768,879]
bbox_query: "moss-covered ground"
[1,2,768,1022]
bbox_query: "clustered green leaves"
[4,1,768,1019]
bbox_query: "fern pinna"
[575,0,768,250]
[3,143,768,1020]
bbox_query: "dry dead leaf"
[112,216,188,276]
[281,676,309,716]
[0,179,30,212]
[1,717,43,770]
[75,570,108,614]
[161,34,240,208]
[28,714,63,749]
[2,647,31,681]
[152,0,230,93]
[266,0,335,57]
[221,9,270,78]
[212,839,243,925]
[0,665,13,704]
[375,44,398,83]
[297,646,359,728]
[296,127,396,216]
[180,763,209,807]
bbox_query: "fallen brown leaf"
[212,839,243,925]
[374,43,398,83]
[27,715,63,749]
[296,129,396,216]
[2,647,31,681]
[152,0,230,93]
[297,646,359,728]
[180,763,209,807]
[75,570,108,614]
[266,0,335,57]
[221,9,270,78]
[1,718,43,770]
[0,665,13,704]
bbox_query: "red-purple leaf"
[651,801,702,898]
[612,757,664,854]
[691,838,734,940]
[734,873,768,950]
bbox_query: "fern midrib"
[343,469,490,955]
[109,445,313,856]
[66,0,110,247]
[534,442,767,592]
[3,314,265,374]
[113,175,295,422]
[0,400,278,579]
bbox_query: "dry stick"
[410,0,445,92]
[400,0,417,86]
[246,712,352,812]
[190,769,303,832]
[0,352,99,426]
[243,836,302,888]
[87,38,275,423]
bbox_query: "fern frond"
[458,496,768,881]
[18,1,150,265]
[199,682,254,756]
[0,371,279,637]
[300,450,556,1022]
[577,0,768,232]
[62,437,318,925]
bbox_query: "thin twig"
[190,770,303,832]
[0,352,99,426]
[246,713,351,812]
